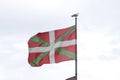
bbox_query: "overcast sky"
[0,0,120,80]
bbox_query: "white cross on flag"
[28,25,77,67]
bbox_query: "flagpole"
[71,13,78,80]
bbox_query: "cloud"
[0,0,120,80]
[79,56,120,80]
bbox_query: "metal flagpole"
[71,13,79,80]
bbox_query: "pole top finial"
[71,13,79,17]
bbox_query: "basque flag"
[28,25,77,67]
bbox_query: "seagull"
[71,13,79,17]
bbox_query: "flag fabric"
[28,25,77,67]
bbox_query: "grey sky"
[0,0,120,80]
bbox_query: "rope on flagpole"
[71,13,79,80]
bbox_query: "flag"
[28,25,77,67]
